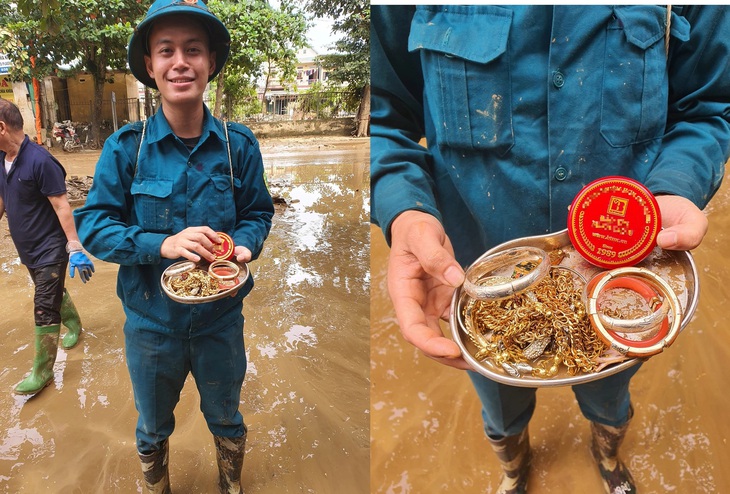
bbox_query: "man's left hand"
[69,251,95,283]
[655,195,708,250]
[233,245,252,263]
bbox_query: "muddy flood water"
[0,136,370,493]
[371,179,730,493]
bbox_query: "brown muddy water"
[371,179,730,493]
[0,136,370,493]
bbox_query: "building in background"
[258,47,351,120]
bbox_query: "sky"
[308,16,338,54]
[267,0,338,55]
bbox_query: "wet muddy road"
[0,136,370,493]
[370,179,730,493]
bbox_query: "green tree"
[305,0,369,136]
[209,0,308,118]
[0,0,146,145]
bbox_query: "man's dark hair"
[0,99,24,131]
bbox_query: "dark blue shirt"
[0,135,68,268]
[74,106,274,335]
[371,5,730,266]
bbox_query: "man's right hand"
[160,226,221,263]
[387,210,471,370]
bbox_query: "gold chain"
[463,268,607,377]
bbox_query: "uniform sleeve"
[645,5,730,208]
[229,125,274,260]
[370,5,442,244]
[73,129,167,265]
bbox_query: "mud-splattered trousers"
[371,5,730,433]
[74,107,274,452]
[0,137,71,328]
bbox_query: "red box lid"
[212,232,235,261]
[567,176,661,269]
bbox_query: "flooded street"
[370,178,730,493]
[0,136,370,493]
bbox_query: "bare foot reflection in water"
[371,179,730,493]
[0,136,370,493]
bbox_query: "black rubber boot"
[487,427,530,494]
[590,407,637,494]
[214,429,247,494]
[138,440,172,494]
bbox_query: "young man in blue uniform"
[74,1,274,492]
[371,6,730,494]
[0,99,94,396]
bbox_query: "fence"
[45,90,358,135]
[44,97,143,130]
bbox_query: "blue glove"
[69,251,95,283]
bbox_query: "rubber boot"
[14,324,60,395]
[138,440,172,494]
[60,289,82,349]
[590,407,637,494]
[487,427,530,494]
[214,430,247,494]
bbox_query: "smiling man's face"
[144,14,216,108]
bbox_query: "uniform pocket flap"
[211,175,232,192]
[131,178,173,198]
[408,5,512,64]
[614,6,685,49]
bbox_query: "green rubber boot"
[60,289,82,349]
[15,324,60,395]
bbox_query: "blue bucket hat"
[128,0,230,89]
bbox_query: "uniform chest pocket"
[408,5,514,154]
[203,175,237,232]
[600,7,688,147]
[130,178,174,233]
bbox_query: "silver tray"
[161,260,249,304]
[449,229,698,387]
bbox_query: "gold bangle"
[208,260,240,281]
[585,267,682,358]
[164,261,197,277]
[462,247,550,300]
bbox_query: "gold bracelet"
[462,247,550,300]
[585,267,682,358]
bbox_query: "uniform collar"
[144,104,225,145]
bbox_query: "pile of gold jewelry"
[462,268,609,378]
[166,269,221,298]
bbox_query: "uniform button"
[554,167,567,181]
[187,161,193,167]
[552,71,565,88]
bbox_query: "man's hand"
[161,226,221,262]
[69,251,95,283]
[655,195,708,250]
[233,245,252,263]
[388,210,470,369]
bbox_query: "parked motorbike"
[53,121,82,152]
[52,121,102,152]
